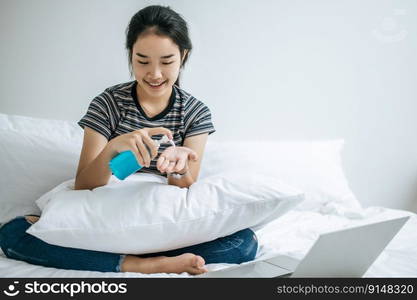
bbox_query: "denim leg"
[138,228,258,264]
[0,216,125,273]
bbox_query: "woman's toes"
[192,255,208,273]
[193,255,206,269]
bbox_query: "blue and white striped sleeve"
[77,91,117,140]
[184,101,216,139]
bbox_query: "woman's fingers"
[142,134,159,159]
[174,157,187,172]
[157,156,171,173]
[128,139,145,167]
[134,136,151,167]
[166,161,176,174]
[160,159,171,173]
[157,156,166,170]
[131,149,145,168]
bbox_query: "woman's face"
[131,33,186,99]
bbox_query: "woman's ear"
[181,50,188,63]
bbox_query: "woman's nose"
[148,66,162,78]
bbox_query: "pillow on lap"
[26,172,304,254]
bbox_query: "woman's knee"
[233,228,258,263]
[0,216,30,252]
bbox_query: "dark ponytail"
[125,5,192,87]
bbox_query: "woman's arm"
[74,127,113,190]
[75,126,173,190]
[167,133,209,188]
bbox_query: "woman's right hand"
[106,127,173,168]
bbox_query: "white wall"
[1,0,416,212]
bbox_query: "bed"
[1,112,416,277]
[1,204,416,277]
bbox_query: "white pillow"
[26,172,304,254]
[0,113,82,223]
[200,139,361,213]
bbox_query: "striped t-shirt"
[78,80,215,177]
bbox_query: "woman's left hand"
[157,146,198,174]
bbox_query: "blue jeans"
[0,215,258,273]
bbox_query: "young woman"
[0,5,258,275]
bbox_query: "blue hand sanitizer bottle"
[109,135,174,180]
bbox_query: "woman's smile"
[144,79,168,89]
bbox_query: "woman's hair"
[125,5,192,87]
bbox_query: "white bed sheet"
[1,205,416,278]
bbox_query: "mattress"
[1,205,416,278]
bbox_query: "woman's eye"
[137,61,174,65]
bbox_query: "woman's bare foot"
[121,253,208,275]
[25,216,40,224]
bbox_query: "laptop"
[197,216,410,278]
